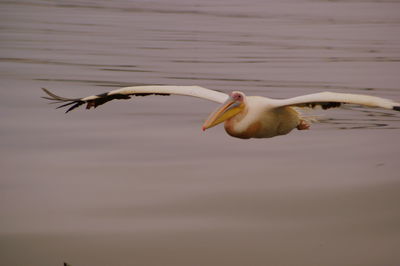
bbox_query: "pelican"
[42,86,400,139]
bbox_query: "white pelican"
[42,86,400,139]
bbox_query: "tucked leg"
[297,119,310,130]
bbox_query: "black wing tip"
[64,101,85,113]
[41,88,84,113]
[41,88,57,99]
[41,87,62,99]
[394,106,400,112]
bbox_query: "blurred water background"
[1,0,400,265]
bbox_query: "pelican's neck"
[224,101,248,129]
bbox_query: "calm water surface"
[1,1,400,265]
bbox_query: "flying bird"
[42,86,400,139]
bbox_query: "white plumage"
[103,85,229,103]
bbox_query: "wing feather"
[271,91,400,111]
[42,85,229,113]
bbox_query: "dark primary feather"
[41,88,170,113]
[296,102,342,110]
[300,102,400,111]
[42,88,84,113]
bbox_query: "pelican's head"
[202,91,246,131]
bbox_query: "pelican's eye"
[232,93,243,102]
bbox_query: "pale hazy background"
[1,0,400,265]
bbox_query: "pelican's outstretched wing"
[270,91,400,111]
[42,86,229,113]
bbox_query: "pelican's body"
[221,96,299,139]
[42,85,400,139]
